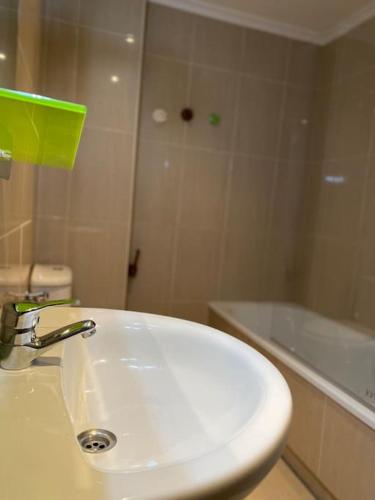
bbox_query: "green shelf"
[0,88,87,170]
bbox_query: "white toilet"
[30,264,73,300]
[0,264,31,304]
[0,264,74,304]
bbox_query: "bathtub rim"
[209,301,375,430]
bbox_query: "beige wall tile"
[0,229,21,265]
[298,162,325,237]
[34,217,67,264]
[67,221,128,308]
[236,76,283,156]
[319,399,375,500]
[263,233,298,301]
[313,238,357,318]
[127,222,174,306]
[20,220,33,265]
[0,0,18,9]
[179,149,229,231]
[36,166,70,218]
[332,75,374,159]
[170,301,208,325]
[220,233,266,300]
[0,2,39,271]
[16,0,42,92]
[41,19,78,101]
[133,141,183,226]
[44,0,79,23]
[127,296,169,316]
[319,87,338,160]
[306,90,329,162]
[278,365,326,475]
[77,26,140,132]
[192,15,243,72]
[271,161,308,235]
[0,7,17,87]
[242,28,289,82]
[227,156,275,236]
[0,237,6,265]
[362,156,375,242]
[69,129,133,225]
[315,42,338,89]
[185,66,237,151]
[2,163,34,233]
[354,276,375,330]
[139,55,188,144]
[145,3,194,61]
[318,159,366,240]
[280,86,313,162]
[173,228,221,301]
[34,0,145,307]
[79,0,143,36]
[357,241,375,283]
[287,40,318,88]
[7,228,21,265]
[335,20,375,81]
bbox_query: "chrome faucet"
[0,299,96,370]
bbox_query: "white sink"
[0,307,291,500]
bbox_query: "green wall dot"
[209,113,221,126]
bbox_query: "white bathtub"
[209,301,375,429]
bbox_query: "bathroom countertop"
[0,314,109,500]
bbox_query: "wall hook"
[209,113,221,126]
[152,109,168,123]
[181,107,194,122]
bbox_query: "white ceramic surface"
[0,307,291,500]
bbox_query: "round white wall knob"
[152,109,168,123]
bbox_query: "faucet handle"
[1,299,77,332]
[14,298,76,315]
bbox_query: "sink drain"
[77,429,117,453]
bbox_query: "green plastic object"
[0,88,87,170]
[209,112,221,126]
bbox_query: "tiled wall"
[0,0,41,281]
[128,3,317,322]
[34,0,146,308]
[296,17,375,327]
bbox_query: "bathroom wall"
[34,0,146,308]
[296,17,375,327]
[0,0,41,277]
[128,3,317,322]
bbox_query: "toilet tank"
[31,264,73,300]
[0,264,31,304]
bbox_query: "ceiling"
[153,0,375,44]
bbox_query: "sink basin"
[0,307,291,500]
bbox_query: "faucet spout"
[33,320,96,349]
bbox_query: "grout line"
[261,40,292,299]
[19,224,24,265]
[317,396,328,475]
[137,136,325,163]
[349,107,375,319]
[166,15,197,315]
[83,125,134,135]
[63,3,81,265]
[0,220,32,242]
[145,50,317,89]
[123,0,148,308]
[41,14,140,40]
[216,27,246,299]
